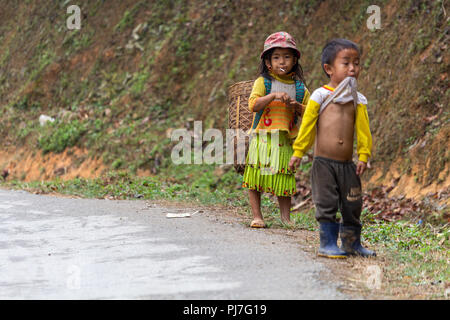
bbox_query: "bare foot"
[250,219,266,228]
[281,217,294,227]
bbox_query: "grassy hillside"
[0,0,448,207]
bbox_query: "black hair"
[321,38,361,78]
[258,47,308,89]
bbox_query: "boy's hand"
[273,92,292,105]
[289,156,302,172]
[356,161,367,176]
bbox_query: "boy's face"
[265,48,297,76]
[324,48,360,85]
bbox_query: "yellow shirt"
[292,85,372,162]
[248,72,310,139]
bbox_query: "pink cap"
[261,31,301,59]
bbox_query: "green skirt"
[242,130,297,197]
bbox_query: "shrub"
[38,119,87,154]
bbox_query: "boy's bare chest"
[315,102,356,161]
[318,102,355,127]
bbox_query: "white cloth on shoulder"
[320,77,359,114]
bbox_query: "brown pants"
[311,156,362,227]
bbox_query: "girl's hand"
[289,156,302,172]
[356,161,367,176]
[289,101,305,115]
[273,92,292,105]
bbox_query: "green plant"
[130,71,150,95]
[112,158,124,169]
[12,96,40,110]
[0,47,10,66]
[28,50,55,81]
[38,120,87,154]
[114,1,146,32]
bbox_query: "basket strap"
[294,79,305,124]
[295,79,305,103]
[252,109,264,130]
[251,78,271,130]
[263,77,272,94]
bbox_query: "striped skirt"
[242,130,297,197]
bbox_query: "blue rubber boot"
[318,222,347,259]
[340,224,376,257]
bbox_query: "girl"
[242,31,310,228]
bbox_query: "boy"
[289,39,376,258]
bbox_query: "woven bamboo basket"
[227,80,255,174]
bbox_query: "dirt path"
[0,189,352,299]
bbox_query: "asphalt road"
[0,188,348,299]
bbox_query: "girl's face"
[265,48,297,76]
[324,48,361,85]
